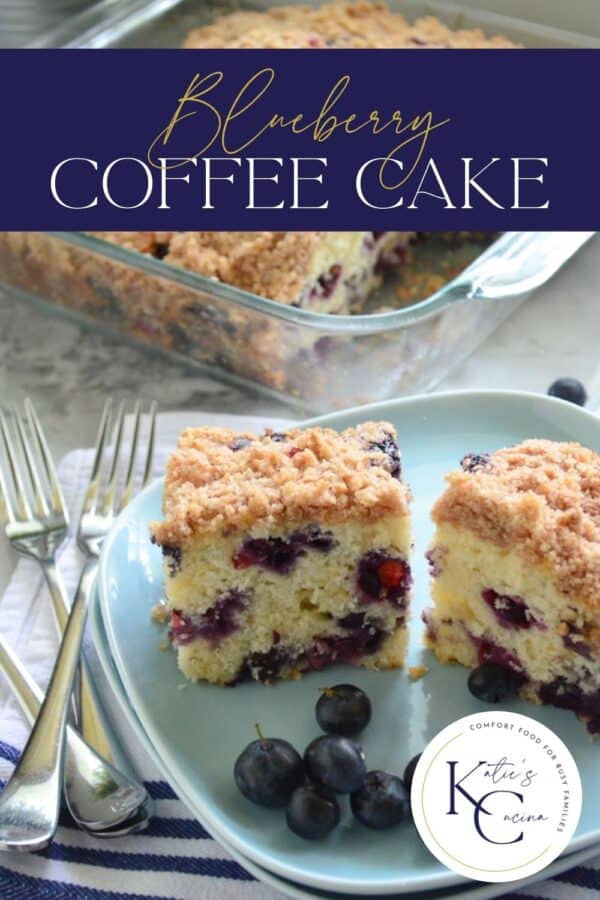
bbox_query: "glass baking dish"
[8,0,595,411]
[0,231,593,412]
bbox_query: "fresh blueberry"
[304,735,367,794]
[316,684,372,737]
[351,771,410,829]
[402,754,421,794]
[234,729,304,807]
[548,377,587,406]
[286,784,341,840]
[468,663,519,704]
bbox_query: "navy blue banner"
[0,49,598,230]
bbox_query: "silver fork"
[0,400,109,754]
[0,398,156,851]
[74,399,155,748]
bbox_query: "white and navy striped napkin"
[0,411,598,900]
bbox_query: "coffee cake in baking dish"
[183,0,515,49]
[91,3,514,312]
[96,231,413,313]
[424,440,600,733]
[151,422,412,685]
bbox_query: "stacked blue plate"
[93,391,600,898]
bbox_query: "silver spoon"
[0,637,151,838]
[83,797,153,839]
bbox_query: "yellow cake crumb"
[151,602,170,624]
[408,665,429,681]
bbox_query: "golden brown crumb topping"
[151,422,410,544]
[433,439,600,607]
[88,231,351,303]
[184,1,517,49]
[89,232,173,255]
[165,232,322,302]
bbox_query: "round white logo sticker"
[411,711,582,883]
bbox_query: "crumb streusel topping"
[166,232,323,302]
[151,422,410,544]
[183,1,517,49]
[433,439,600,606]
[91,231,342,304]
[91,232,173,255]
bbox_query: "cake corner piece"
[151,422,412,685]
[424,438,600,733]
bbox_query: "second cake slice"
[424,439,600,733]
[151,422,412,685]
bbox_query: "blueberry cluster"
[232,526,337,575]
[368,430,402,479]
[170,589,250,647]
[481,588,544,631]
[357,551,412,608]
[234,684,420,840]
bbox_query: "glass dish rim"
[50,229,526,334]
[29,0,596,339]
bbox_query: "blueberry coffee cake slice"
[424,440,600,733]
[151,423,412,685]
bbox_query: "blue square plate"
[89,582,600,900]
[97,390,600,895]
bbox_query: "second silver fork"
[0,399,155,849]
[0,401,112,756]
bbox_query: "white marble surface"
[1,233,599,595]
